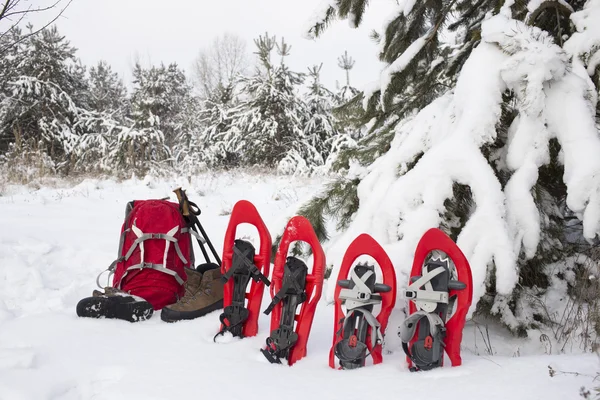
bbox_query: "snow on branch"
[303,0,340,39]
[378,34,428,107]
[526,0,574,26]
[324,12,600,321]
[485,14,600,255]
[324,38,517,315]
[564,0,600,76]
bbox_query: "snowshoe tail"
[215,200,272,340]
[400,228,473,371]
[329,234,397,369]
[261,216,325,366]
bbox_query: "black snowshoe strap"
[214,240,265,341]
[264,257,307,315]
[213,305,250,342]
[221,244,270,286]
[400,311,446,371]
[261,257,308,364]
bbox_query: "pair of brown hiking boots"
[160,263,224,322]
[77,264,224,323]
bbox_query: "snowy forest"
[2,0,600,355]
[0,22,361,180]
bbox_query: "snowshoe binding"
[214,200,272,341]
[330,234,396,369]
[261,216,325,366]
[400,228,473,371]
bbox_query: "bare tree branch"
[0,0,73,56]
[192,32,250,100]
[2,0,62,20]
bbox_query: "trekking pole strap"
[174,187,222,266]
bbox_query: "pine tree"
[199,83,239,167]
[304,63,336,161]
[88,61,128,117]
[75,61,131,173]
[0,24,90,174]
[336,50,359,105]
[226,33,317,171]
[304,0,600,345]
[127,62,196,173]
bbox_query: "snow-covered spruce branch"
[324,14,600,323]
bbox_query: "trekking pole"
[174,188,222,266]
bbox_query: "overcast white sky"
[20,0,397,92]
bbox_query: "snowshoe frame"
[215,200,272,340]
[262,216,325,366]
[329,234,397,369]
[402,228,473,370]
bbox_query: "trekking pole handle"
[173,187,190,217]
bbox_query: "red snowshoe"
[260,216,325,366]
[400,228,473,371]
[329,234,397,369]
[214,200,272,340]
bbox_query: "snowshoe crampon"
[400,228,473,371]
[261,216,325,366]
[214,200,272,341]
[329,234,397,369]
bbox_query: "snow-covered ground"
[0,172,598,399]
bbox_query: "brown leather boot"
[160,264,224,322]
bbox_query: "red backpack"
[100,199,192,310]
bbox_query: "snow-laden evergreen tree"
[301,63,356,174]
[221,33,320,173]
[0,24,91,175]
[198,82,239,167]
[88,61,128,117]
[127,62,196,173]
[304,0,600,350]
[75,61,131,173]
[303,64,337,162]
[335,50,359,105]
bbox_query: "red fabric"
[111,200,190,310]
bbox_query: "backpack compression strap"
[97,224,188,290]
